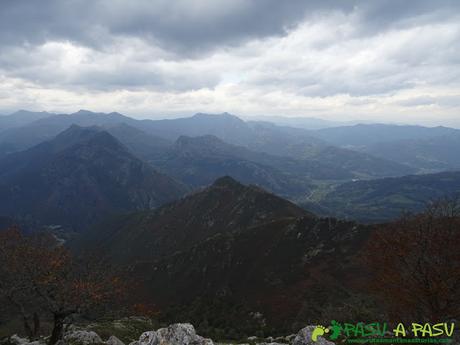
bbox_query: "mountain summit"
[87,176,313,261]
[0,125,187,231]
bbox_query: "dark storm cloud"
[0,0,460,58]
[0,0,458,58]
[8,0,456,55]
[355,0,460,31]
[0,0,327,54]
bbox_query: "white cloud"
[0,1,459,125]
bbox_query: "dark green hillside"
[85,176,312,261]
[80,176,370,336]
[317,171,460,222]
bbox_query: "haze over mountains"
[314,124,460,172]
[0,109,460,229]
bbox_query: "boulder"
[133,324,212,345]
[63,330,103,345]
[9,335,30,345]
[8,335,43,345]
[106,336,125,345]
[136,331,158,345]
[156,324,213,345]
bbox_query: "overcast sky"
[0,0,459,125]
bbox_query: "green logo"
[312,321,343,342]
[311,321,455,343]
[311,325,329,342]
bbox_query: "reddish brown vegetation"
[0,226,125,344]
[363,198,460,322]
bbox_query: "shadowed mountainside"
[80,177,370,332]
[0,125,187,231]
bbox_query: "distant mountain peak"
[211,175,242,188]
[51,125,127,154]
[0,124,187,231]
[87,174,312,263]
[192,112,243,121]
[75,109,94,114]
[55,124,101,139]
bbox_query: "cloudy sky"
[0,0,459,125]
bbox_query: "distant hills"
[363,134,460,172]
[1,109,460,226]
[243,115,366,130]
[312,170,460,222]
[0,110,415,181]
[0,110,136,154]
[0,110,55,130]
[0,125,187,231]
[148,135,314,199]
[312,123,459,148]
[311,123,460,173]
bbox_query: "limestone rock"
[8,335,43,345]
[133,324,212,345]
[156,324,213,345]
[106,336,125,345]
[63,330,103,345]
[137,331,158,345]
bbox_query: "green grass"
[85,317,159,344]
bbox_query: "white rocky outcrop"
[63,330,103,345]
[132,331,158,345]
[131,323,213,345]
[3,323,339,345]
[8,335,43,345]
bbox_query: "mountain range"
[0,110,415,179]
[311,123,460,173]
[1,109,460,227]
[0,125,187,231]
[312,123,460,148]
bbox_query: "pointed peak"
[211,176,243,188]
[75,109,94,114]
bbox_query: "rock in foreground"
[132,323,213,345]
[2,323,336,345]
